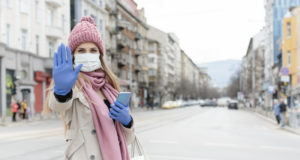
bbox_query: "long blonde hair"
[42,54,120,135]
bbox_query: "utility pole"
[129,48,133,109]
[252,49,256,108]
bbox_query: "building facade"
[0,0,70,121]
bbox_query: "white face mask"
[74,53,101,72]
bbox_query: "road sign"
[280,67,289,76]
[281,76,290,82]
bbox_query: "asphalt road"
[0,106,300,160]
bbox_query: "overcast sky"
[134,0,265,64]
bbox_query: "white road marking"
[150,140,179,144]
[205,143,237,147]
[260,146,293,150]
[149,155,214,160]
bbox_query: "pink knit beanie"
[68,16,105,56]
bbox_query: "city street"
[1,106,300,160]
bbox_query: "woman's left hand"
[109,101,132,125]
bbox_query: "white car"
[176,100,185,107]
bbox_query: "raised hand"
[52,43,83,95]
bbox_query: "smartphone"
[116,92,131,106]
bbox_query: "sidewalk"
[241,107,300,135]
[1,107,162,127]
[0,113,61,127]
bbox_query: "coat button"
[91,129,96,135]
[90,155,95,160]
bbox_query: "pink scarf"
[80,70,130,160]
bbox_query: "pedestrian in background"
[26,106,31,120]
[273,99,280,124]
[279,98,287,127]
[16,100,21,120]
[10,100,18,122]
[21,99,27,119]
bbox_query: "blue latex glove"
[53,43,83,95]
[109,101,132,125]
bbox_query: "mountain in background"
[197,59,241,88]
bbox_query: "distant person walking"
[21,99,27,119]
[10,100,18,122]
[273,99,280,124]
[16,100,21,119]
[279,98,287,127]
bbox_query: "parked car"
[183,101,189,106]
[162,101,174,109]
[228,100,238,109]
[198,99,205,106]
[201,100,217,107]
[176,100,185,107]
[173,101,179,108]
[217,98,230,107]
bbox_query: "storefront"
[0,42,53,122]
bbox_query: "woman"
[43,16,135,160]
[10,100,18,122]
[21,99,27,119]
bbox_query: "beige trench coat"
[49,88,135,160]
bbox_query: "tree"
[227,70,241,98]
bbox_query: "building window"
[287,51,291,66]
[20,0,27,13]
[49,41,54,57]
[287,22,291,37]
[36,35,39,55]
[91,15,96,24]
[149,57,155,63]
[21,29,27,50]
[99,19,102,31]
[168,64,174,70]
[7,0,10,8]
[6,24,10,46]
[142,56,145,65]
[84,10,87,16]
[99,0,102,7]
[47,9,54,25]
[62,15,65,32]
[35,1,38,21]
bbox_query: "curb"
[0,117,61,127]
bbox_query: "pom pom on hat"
[79,16,97,26]
[68,16,105,56]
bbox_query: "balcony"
[45,26,63,39]
[149,72,157,77]
[109,27,119,35]
[45,0,62,7]
[117,55,127,67]
[134,49,142,56]
[109,10,118,16]
[138,81,147,88]
[117,20,128,30]
[106,48,118,56]
[134,64,141,72]
[134,32,141,41]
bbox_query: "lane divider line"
[205,143,237,147]
[150,140,179,144]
